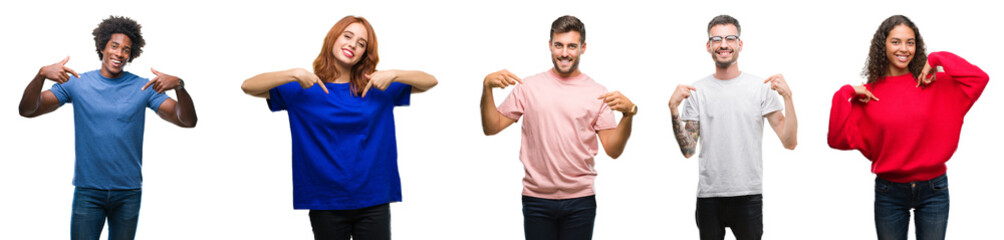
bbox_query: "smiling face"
[707,24,742,68]
[549,31,585,78]
[100,33,132,78]
[332,22,369,69]
[885,24,916,76]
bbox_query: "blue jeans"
[522,195,597,240]
[71,187,142,240]
[695,194,763,240]
[875,174,949,240]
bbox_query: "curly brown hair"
[863,15,926,84]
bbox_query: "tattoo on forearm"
[671,114,700,158]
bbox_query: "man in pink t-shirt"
[479,15,637,240]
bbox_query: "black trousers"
[696,194,763,240]
[309,204,391,240]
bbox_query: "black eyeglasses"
[708,35,740,44]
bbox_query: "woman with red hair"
[241,15,437,239]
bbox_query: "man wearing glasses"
[667,15,798,240]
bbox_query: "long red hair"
[313,16,379,96]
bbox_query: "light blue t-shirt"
[50,70,169,190]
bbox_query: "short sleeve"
[496,85,525,121]
[593,102,616,131]
[386,82,412,106]
[761,84,783,116]
[146,88,169,113]
[49,80,74,105]
[267,82,300,112]
[680,89,699,121]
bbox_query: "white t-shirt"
[680,72,783,198]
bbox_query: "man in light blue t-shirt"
[18,16,198,240]
[667,15,798,240]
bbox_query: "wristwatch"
[175,79,185,90]
[626,105,638,116]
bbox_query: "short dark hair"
[550,15,585,43]
[92,16,144,62]
[707,15,741,36]
[862,15,926,84]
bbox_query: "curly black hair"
[92,16,144,62]
[863,15,926,84]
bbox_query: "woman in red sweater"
[828,15,989,240]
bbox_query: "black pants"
[309,204,391,240]
[696,194,763,240]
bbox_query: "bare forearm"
[391,70,438,92]
[603,115,634,159]
[19,73,47,117]
[781,97,797,149]
[241,69,298,96]
[173,88,198,128]
[480,87,502,135]
[672,114,699,158]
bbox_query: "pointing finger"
[317,79,329,94]
[506,72,523,83]
[63,66,81,79]
[142,79,156,91]
[364,73,372,79]
[361,81,372,98]
[597,92,611,100]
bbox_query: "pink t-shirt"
[497,70,617,199]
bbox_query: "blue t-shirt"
[50,70,169,190]
[268,81,411,210]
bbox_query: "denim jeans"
[695,194,763,240]
[522,195,597,240]
[70,187,142,240]
[875,174,949,240]
[309,203,391,240]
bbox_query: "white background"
[1,0,1000,239]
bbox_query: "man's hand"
[141,68,185,94]
[483,69,522,89]
[598,91,635,115]
[668,84,696,112]
[39,56,80,84]
[763,74,792,98]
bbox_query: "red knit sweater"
[828,51,989,183]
